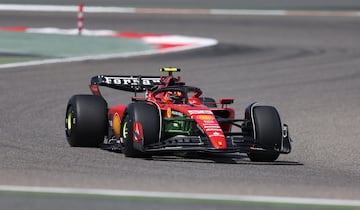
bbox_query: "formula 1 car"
[65,67,291,161]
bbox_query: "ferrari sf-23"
[65,68,291,161]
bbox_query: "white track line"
[0,185,359,207]
[0,4,360,17]
[0,27,217,69]
[0,4,135,13]
[0,44,209,69]
[211,9,286,16]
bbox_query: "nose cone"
[208,132,227,149]
[185,108,227,149]
[192,115,227,149]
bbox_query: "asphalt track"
[1,1,360,209]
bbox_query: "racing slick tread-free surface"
[248,106,282,162]
[65,95,108,147]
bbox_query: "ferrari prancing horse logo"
[166,107,172,118]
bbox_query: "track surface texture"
[1,1,360,201]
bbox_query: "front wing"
[101,134,291,155]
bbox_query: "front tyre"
[247,106,282,162]
[65,95,107,147]
[121,113,144,157]
[121,102,160,158]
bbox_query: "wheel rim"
[67,112,72,130]
[122,122,128,139]
[65,109,73,137]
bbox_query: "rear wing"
[90,75,162,95]
[89,68,181,95]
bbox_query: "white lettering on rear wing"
[91,75,162,92]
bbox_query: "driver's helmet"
[165,91,184,104]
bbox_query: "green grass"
[0,56,43,64]
[0,31,155,65]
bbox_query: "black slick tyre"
[65,95,107,147]
[121,102,160,158]
[247,106,281,162]
[121,113,144,157]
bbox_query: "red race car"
[65,68,291,161]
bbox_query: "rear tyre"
[121,103,160,157]
[65,95,107,147]
[247,106,281,162]
[199,97,217,108]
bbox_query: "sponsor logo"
[204,125,221,129]
[188,110,213,115]
[203,124,222,132]
[209,131,224,138]
[196,115,214,120]
[133,122,143,143]
[206,128,223,131]
[171,110,184,117]
[203,120,217,124]
[122,122,128,139]
[102,76,161,86]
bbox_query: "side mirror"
[220,98,234,105]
